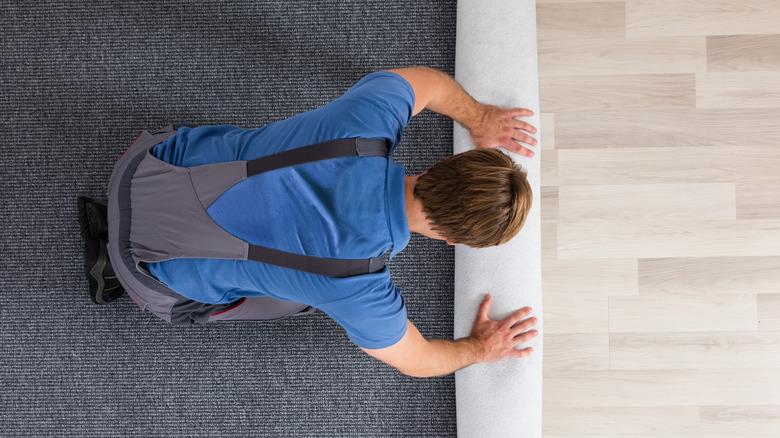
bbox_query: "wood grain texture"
[541,186,558,222]
[609,292,757,333]
[543,294,609,333]
[610,331,780,370]
[537,0,780,432]
[541,148,558,187]
[540,112,554,150]
[737,182,780,219]
[543,259,638,296]
[557,147,780,185]
[554,108,780,149]
[639,257,780,296]
[537,2,625,40]
[540,74,696,112]
[758,294,780,320]
[544,406,701,438]
[540,36,706,76]
[707,35,780,72]
[701,406,780,438]
[759,319,780,331]
[558,219,780,259]
[558,183,736,222]
[544,333,610,371]
[542,222,557,261]
[700,369,780,405]
[544,370,700,407]
[627,0,780,37]
[697,72,780,109]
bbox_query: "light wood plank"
[544,294,609,334]
[540,74,696,112]
[558,147,780,185]
[537,2,625,40]
[544,333,610,371]
[701,369,780,405]
[559,219,780,259]
[611,331,780,370]
[543,259,638,297]
[759,319,780,331]
[541,148,558,187]
[737,182,780,219]
[554,108,780,149]
[540,36,706,76]
[538,0,628,3]
[639,257,780,296]
[542,222,557,261]
[758,294,780,320]
[627,0,780,37]
[541,186,558,222]
[544,406,701,438]
[540,112,554,150]
[559,183,736,222]
[701,406,780,438]
[609,292,757,333]
[697,72,780,109]
[708,35,780,72]
[544,370,700,407]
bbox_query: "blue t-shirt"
[146,72,414,349]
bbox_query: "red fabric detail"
[118,131,144,161]
[210,298,247,317]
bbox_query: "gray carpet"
[0,1,457,436]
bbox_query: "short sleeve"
[318,71,416,153]
[315,273,409,349]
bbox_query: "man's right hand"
[469,294,538,362]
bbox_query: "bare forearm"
[389,66,538,156]
[418,68,486,131]
[407,337,484,378]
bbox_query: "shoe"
[78,196,124,304]
[83,236,125,304]
[78,196,108,239]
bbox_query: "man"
[79,67,539,378]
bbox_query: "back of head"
[414,148,532,248]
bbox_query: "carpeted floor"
[0,1,457,436]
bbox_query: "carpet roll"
[453,0,543,437]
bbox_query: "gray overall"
[107,125,388,325]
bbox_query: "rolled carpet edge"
[453,0,543,437]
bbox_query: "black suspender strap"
[247,246,390,278]
[244,137,391,278]
[246,137,389,177]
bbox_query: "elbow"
[395,365,440,379]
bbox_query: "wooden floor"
[536,1,780,436]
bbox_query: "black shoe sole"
[78,196,108,239]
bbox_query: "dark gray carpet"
[0,1,457,436]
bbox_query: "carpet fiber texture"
[0,1,457,436]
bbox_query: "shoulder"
[314,272,408,349]
[331,72,415,121]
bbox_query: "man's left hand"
[469,106,537,157]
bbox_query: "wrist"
[463,335,487,364]
[462,102,488,133]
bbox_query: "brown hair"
[414,148,532,248]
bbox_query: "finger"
[507,108,534,118]
[510,346,534,359]
[513,328,539,344]
[513,120,537,135]
[512,132,538,147]
[510,317,538,337]
[499,142,534,158]
[500,307,533,330]
[476,294,492,322]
